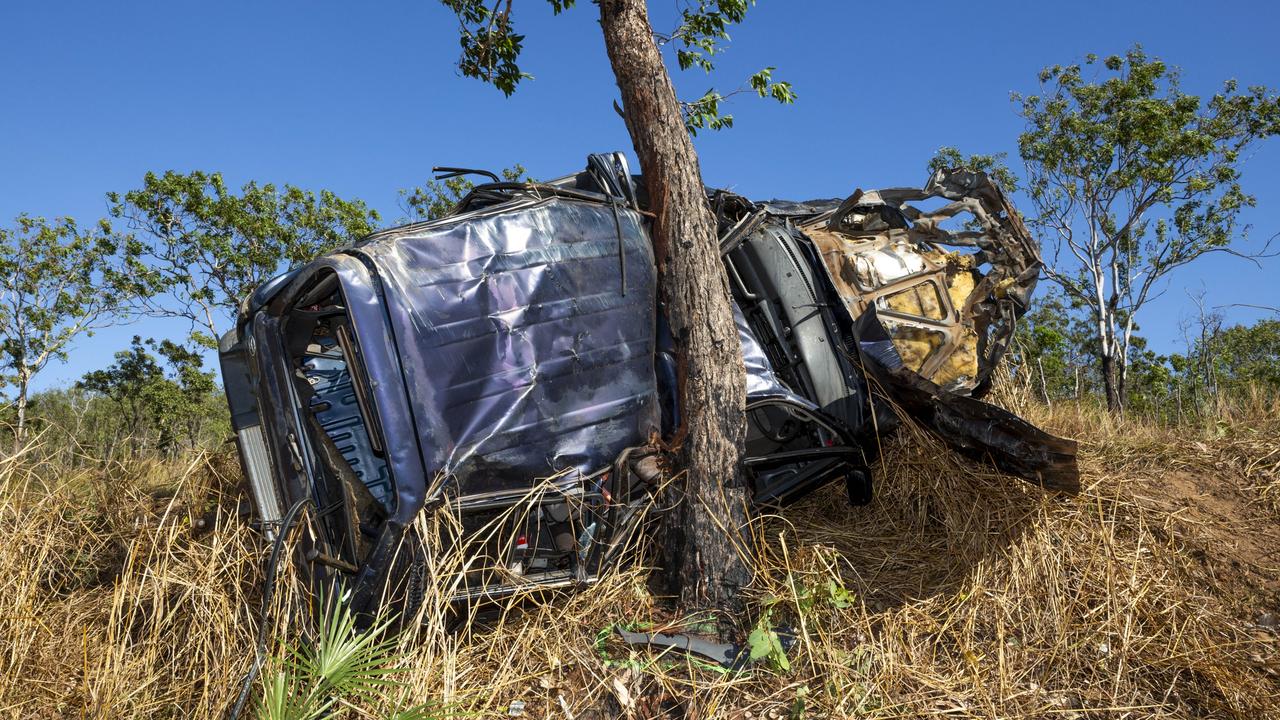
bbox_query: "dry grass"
[1,397,1278,719]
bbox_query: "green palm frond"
[257,592,423,719]
[256,668,331,720]
[289,599,405,705]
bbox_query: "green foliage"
[1170,316,1280,399]
[662,2,797,134]
[1120,335,1175,411]
[748,573,855,674]
[823,578,854,609]
[787,684,809,720]
[77,337,164,440]
[1212,318,1280,391]
[681,66,796,135]
[746,607,789,672]
[0,216,140,389]
[398,164,526,221]
[666,0,748,74]
[1011,290,1099,400]
[109,171,379,347]
[0,214,149,437]
[1011,288,1280,419]
[437,0,794,134]
[76,336,226,456]
[257,597,440,720]
[928,146,1019,194]
[439,0,560,96]
[1014,45,1280,409]
[791,574,855,615]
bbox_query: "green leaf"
[747,609,791,672]
[746,625,776,662]
[107,170,378,346]
[825,579,854,609]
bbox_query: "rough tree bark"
[598,0,753,617]
[1100,352,1122,414]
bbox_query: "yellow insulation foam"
[887,326,943,373]
[930,326,980,388]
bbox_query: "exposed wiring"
[226,496,312,720]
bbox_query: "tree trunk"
[1037,356,1051,406]
[1092,298,1125,414]
[1116,354,1128,411]
[12,377,29,455]
[1100,349,1123,413]
[598,0,753,619]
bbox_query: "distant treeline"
[3,337,229,464]
[1010,291,1280,422]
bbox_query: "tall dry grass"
[0,447,262,718]
[1,394,1278,718]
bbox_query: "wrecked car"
[219,153,1078,617]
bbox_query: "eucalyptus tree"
[78,335,223,455]
[76,336,165,445]
[1016,47,1280,412]
[0,215,148,445]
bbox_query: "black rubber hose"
[226,496,312,720]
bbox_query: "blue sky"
[3,0,1278,391]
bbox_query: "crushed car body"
[219,153,1079,616]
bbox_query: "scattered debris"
[614,627,740,668]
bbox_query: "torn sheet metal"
[722,217,869,430]
[799,168,1041,395]
[733,282,873,506]
[854,307,1079,491]
[221,155,1078,620]
[352,196,661,499]
[711,170,1078,491]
